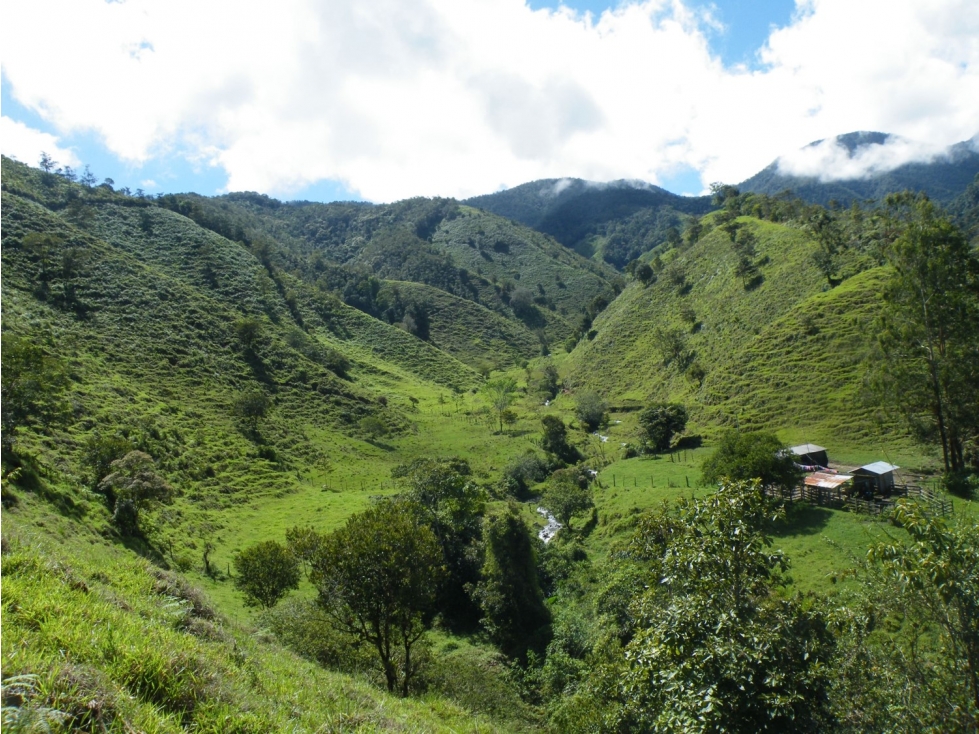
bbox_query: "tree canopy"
[233,540,301,609]
[312,500,445,696]
[875,194,979,474]
[700,430,802,495]
[637,403,688,454]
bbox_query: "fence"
[765,481,953,518]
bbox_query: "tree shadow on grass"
[365,439,396,452]
[120,532,169,568]
[773,503,833,537]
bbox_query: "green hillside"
[162,191,615,350]
[564,214,901,444]
[1,506,507,733]
[375,280,543,369]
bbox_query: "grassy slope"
[180,192,613,347]
[432,207,617,326]
[377,280,542,368]
[1,497,504,733]
[1,161,529,730]
[564,216,910,448]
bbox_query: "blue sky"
[3,0,976,203]
[529,0,796,69]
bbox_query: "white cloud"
[777,134,949,181]
[2,0,978,201]
[0,116,80,169]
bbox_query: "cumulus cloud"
[0,116,80,169]
[2,0,978,201]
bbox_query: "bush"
[499,453,549,499]
[575,391,608,432]
[637,403,688,454]
[233,540,301,609]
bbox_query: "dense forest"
[2,153,979,732]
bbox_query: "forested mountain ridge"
[465,178,713,267]
[158,189,618,358]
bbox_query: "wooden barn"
[790,443,829,467]
[852,461,899,495]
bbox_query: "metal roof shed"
[790,443,828,467]
[852,462,899,494]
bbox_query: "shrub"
[233,540,301,610]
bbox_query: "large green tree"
[312,500,444,696]
[875,194,979,473]
[700,430,802,495]
[475,504,551,659]
[97,451,173,535]
[637,403,688,454]
[392,458,487,629]
[619,480,834,731]
[542,468,594,528]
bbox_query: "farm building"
[852,462,899,495]
[803,470,853,504]
[790,443,828,467]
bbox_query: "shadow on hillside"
[365,439,396,451]
[120,533,169,567]
[744,274,765,291]
[773,503,833,537]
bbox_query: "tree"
[541,415,581,465]
[38,152,56,173]
[734,253,759,288]
[637,403,688,454]
[392,458,487,629]
[234,317,264,354]
[542,468,594,527]
[635,262,655,286]
[509,287,536,318]
[650,326,690,368]
[874,194,979,473]
[619,480,834,731]
[574,390,607,432]
[82,432,134,487]
[482,377,518,433]
[233,540,301,609]
[866,501,979,728]
[285,525,324,579]
[700,430,802,495]
[475,504,551,659]
[233,388,269,433]
[530,362,561,401]
[97,451,172,535]
[312,500,445,696]
[80,165,98,188]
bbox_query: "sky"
[2,0,978,203]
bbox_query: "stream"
[537,507,562,543]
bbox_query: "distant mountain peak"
[807,131,892,155]
[738,130,979,206]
